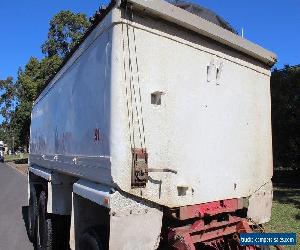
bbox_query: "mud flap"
[109,210,162,250]
[247,181,273,224]
[109,192,163,250]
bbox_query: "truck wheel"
[36,191,52,250]
[79,227,108,250]
[28,187,38,242]
[52,215,71,250]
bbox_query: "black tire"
[79,227,108,250]
[28,186,38,243]
[52,215,71,250]
[36,191,53,250]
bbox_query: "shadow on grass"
[273,169,300,187]
[14,158,28,164]
[272,169,300,221]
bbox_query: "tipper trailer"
[27,0,277,249]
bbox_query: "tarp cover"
[168,0,236,33]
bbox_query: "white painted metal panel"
[30,4,274,210]
[109,11,273,207]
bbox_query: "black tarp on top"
[168,0,236,33]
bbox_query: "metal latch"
[131,148,178,188]
[131,148,148,188]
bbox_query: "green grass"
[265,187,300,249]
[4,153,28,162]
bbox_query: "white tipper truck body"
[28,0,276,249]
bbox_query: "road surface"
[0,162,34,250]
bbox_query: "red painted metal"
[236,219,253,233]
[178,198,244,220]
[168,199,255,250]
[169,217,252,247]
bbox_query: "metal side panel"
[29,154,113,186]
[29,9,118,185]
[125,0,276,66]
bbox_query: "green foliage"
[0,10,89,148]
[271,65,300,169]
[0,77,18,146]
[0,124,9,143]
[42,10,90,58]
[10,56,63,147]
[16,56,62,103]
[0,76,17,123]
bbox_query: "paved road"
[0,163,34,250]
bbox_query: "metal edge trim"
[29,165,53,181]
[73,179,112,208]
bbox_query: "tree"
[16,56,62,103]
[0,76,17,123]
[11,56,62,147]
[42,10,90,58]
[0,10,89,148]
[0,124,9,143]
[38,55,63,92]
[271,65,300,170]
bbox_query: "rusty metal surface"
[131,148,148,187]
[166,201,257,249]
[169,215,254,249]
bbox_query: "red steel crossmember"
[168,198,255,250]
[178,198,244,220]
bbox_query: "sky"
[0,0,299,80]
[0,0,299,122]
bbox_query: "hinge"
[131,148,148,188]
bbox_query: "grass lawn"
[266,186,300,249]
[4,153,28,162]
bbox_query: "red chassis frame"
[167,198,261,250]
